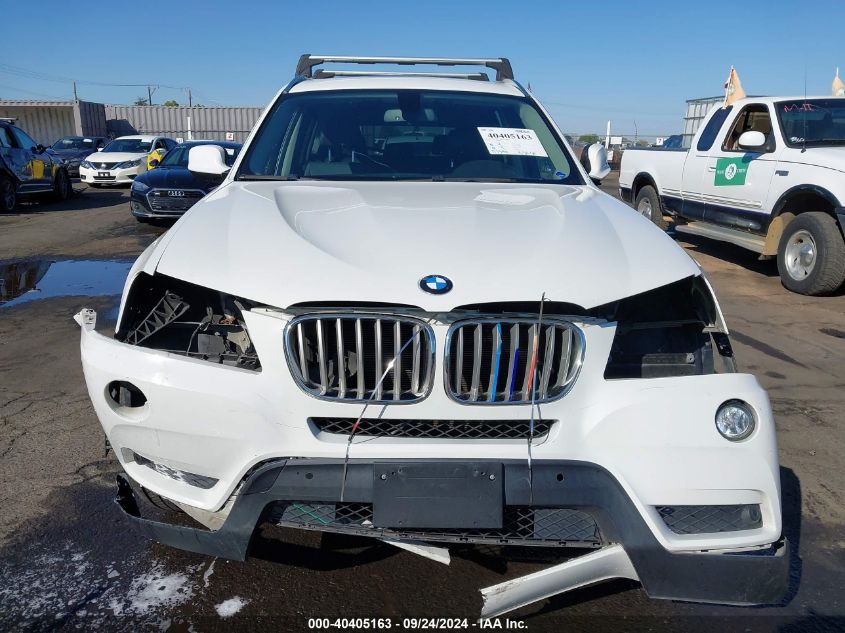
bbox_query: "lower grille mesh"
[657,504,763,534]
[270,502,601,547]
[311,417,553,440]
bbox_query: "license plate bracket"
[372,462,503,529]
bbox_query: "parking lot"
[1,178,843,632]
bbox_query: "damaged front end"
[76,269,789,618]
[115,272,261,371]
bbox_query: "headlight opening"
[116,273,261,371]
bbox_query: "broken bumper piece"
[114,458,790,614]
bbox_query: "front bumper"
[115,457,789,606]
[80,164,143,185]
[78,304,784,554]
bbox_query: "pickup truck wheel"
[0,177,16,212]
[634,185,668,230]
[777,212,845,295]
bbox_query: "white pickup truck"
[620,96,845,295]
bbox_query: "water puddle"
[0,259,133,308]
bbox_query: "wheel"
[0,176,16,212]
[52,169,70,201]
[634,185,668,230]
[777,212,845,295]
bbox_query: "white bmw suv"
[76,56,788,617]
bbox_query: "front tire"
[52,169,71,201]
[0,176,16,212]
[634,185,668,230]
[777,212,845,295]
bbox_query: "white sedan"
[80,135,176,186]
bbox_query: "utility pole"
[147,85,153,106]
[73,81,78,101]
[187,88,192,108]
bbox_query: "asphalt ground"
[0,177,843,632]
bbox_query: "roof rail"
[296,55,514,81]
[0,117,17,123]
[313,70,490,81]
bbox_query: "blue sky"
[2,0,843,138]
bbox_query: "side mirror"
[34,144,45,154]
[188,145,230,178]
[580,143,611,184]
[149,158,160,168]
[737,130,767,151]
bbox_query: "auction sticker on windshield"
[714,157,749,186]
[477,127,548,157]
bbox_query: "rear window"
[696,106,733,152]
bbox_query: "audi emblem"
[167,190,185,197]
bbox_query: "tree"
[578,134,600,144]
[163,100,179,107]
[133,96,148,106]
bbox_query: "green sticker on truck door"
[714,157,749,186]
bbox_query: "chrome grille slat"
[393,321,402,401]
[505,323,519,403]
[469,324,483,401]
[488,323,502,402]
[355,318,364,399]
[446,318,584,405]
[522,324,538,401]
[335,318,346,399]
[374,319,383,401]
[316,320,328,395]
[411,325,421,394]
[296,322,308,382]
[286,314,434,404]
[539,325,555,396]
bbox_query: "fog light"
[715,399,755,441]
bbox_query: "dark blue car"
[129,140,242,222]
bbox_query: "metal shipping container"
[104,105,264,143]
[0,100,108,145]
[682,96,723,148]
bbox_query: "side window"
[722,105,773,151]
[11,127,38,150]
[0,127,13,148]
[165,139,177,150]
[153,139,164,151]
[696,106,733,152]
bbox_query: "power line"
[0,83,69,100]
[0,62,184,90]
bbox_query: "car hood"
[150,181,700,311]
[52,148,90,159]
[780,146,845,171]
[86,151,146,163]
[135,167,211,190]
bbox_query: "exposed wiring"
[526,293,547,506]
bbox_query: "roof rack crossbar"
[313,70,490,81]
[297,55,514,81]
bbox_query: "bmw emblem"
[419,274,453,295]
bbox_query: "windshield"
[161,144,239,168]
[777,99,845,146]
[103,138,152,153]
[52,137,96,150]
[238,90,581,184]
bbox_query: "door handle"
[707,166,716,172]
